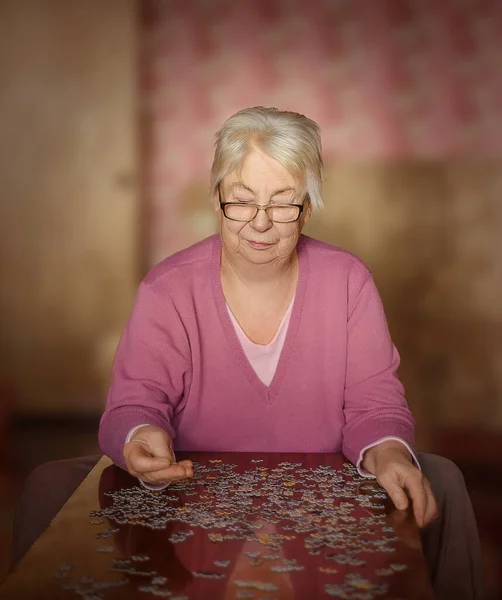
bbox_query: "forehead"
[224,149,301,192]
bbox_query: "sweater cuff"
[356,436,421,478]
[125,424,152,444]
[343,416,415,469]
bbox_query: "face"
[216,148,312,266]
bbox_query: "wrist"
[126,424,152,445]
[362,440,412,475]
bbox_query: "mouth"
[247,240,273,249]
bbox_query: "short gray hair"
[210,106,324,211]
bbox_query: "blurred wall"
[141,0,502,442]
[313,163,502,442]
[0,0,139,415]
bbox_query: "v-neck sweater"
[99,234,416,472]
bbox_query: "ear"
[212,185,221,212]
[302,195,313,225]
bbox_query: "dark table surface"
[0,452,433,599]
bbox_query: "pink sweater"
[99,234,415,472]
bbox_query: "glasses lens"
[224,204,257,221]
[267,205,300,222]
[223,203,300,222]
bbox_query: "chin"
[242,248,276,263]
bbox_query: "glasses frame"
[218,185,306,223]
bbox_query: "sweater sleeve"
[98,280,190,471]
[341,274,416,467]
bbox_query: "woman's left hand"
[361,440,438,528]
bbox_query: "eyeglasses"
[218,186,306,223]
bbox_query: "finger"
[127,445,173,473]
[176,459,193,468]
[126,453,194,483]
[378,474,409,511]
[423,479,439,526]
[142,460,194,480]
[405,474,428,527]
[171,459,194,477]
[141,463,193,484]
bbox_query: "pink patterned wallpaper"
[141,0,502,262]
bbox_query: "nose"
[250,207,272,232]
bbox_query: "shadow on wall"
[304,162,502,445]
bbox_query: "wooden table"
[0,453,433,599]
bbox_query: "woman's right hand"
[123,425,193,485]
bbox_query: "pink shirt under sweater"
[99,234,416,473]
[227,297,295,387]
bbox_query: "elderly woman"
[13,108,482,600]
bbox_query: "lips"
[247,240,273,249]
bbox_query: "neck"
[220,247,298,291]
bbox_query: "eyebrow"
[229,182,256,194]
[229,182,297,196]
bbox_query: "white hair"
[210,106,324,211]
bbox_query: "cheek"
[221,218,247,240]
[277,224,302,244]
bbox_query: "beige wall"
[0,0,139,415]
[305,162,502,442]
